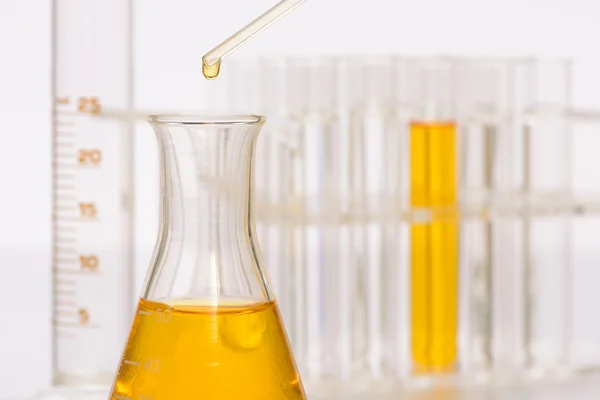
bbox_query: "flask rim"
[148,114,266,126]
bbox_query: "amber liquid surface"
[110,298,306,400]
[410,121,458,373]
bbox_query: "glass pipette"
[202,0,307,79]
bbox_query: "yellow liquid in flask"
[110,298,306,400]
[410,121,459,373]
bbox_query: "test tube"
[567,101,600,373]
[487,59,529,379]
[225,58,272,308]
[391,57,424,380]
[346,57,397,380]
[328,57,367,389]
[519,58,573,377]
[405,57,460,377]
[455,58,521,379]
[256,57,296,336]
[287,57,338,385]
[452,57,487,377]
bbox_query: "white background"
[2,0,600,398]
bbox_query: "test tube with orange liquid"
[406,59,460,374]
[410,120,459,373]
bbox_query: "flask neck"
[147,122,269,302]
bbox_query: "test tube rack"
[200,55,600,397]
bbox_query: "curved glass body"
[109,115,306,400]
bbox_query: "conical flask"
[109,115,306,399]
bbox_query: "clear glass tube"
[286,58,338,388]
[347,56,396,380]
[487,59,528,379]
[520,58,573,377]
[330,57,363,388]
[391,57,419,380]
[568,100,600,374]
[255,57,296,344]
[455,58,519,379]
[226,60,268,293]
[35,1,135,398]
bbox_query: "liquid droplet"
[203,58,221,80]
